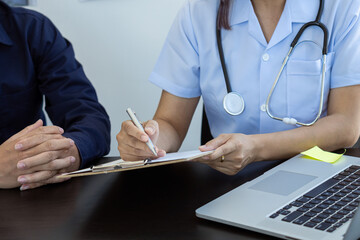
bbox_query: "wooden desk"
[1,148,359,240]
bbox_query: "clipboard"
[58,150,213,178]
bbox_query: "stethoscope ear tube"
[291,0,327,54]
[291,21,328,55]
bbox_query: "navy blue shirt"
[0,2,111,168]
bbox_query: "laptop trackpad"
[249,170,317,196]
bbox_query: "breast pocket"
[286,53,333,124]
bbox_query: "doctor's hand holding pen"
[117,118,166,161]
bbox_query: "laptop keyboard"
[269,165,360,233]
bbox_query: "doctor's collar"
[229,0,317,27]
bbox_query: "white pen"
[126,108,158,157]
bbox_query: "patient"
[0,1,110,190]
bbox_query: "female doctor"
[117,0,360,175]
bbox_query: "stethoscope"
[217,0,329,126]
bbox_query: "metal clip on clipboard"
[91,159,151,173]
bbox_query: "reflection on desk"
[2,149,358,240]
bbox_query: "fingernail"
[58,127,64,134]
[69,139,75,145]
[70,156,76,163]
[14,143,23,150]
[140,135,148,141]
[17,162,26,169]
[159,150,166,156]
[18,177,27,184]
[203,156,209,160]
[201,145,212,150]
[20,185,29,191]
[145,127,154,134]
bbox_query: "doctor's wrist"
[249,134,267,162]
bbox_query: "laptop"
[196,154,360,240]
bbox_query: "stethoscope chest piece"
[223,92,245,116]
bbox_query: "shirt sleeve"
[331,2,360,88]
[149,0,201,98]
[29,17,111,168]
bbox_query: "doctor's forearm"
[154,118,184,153]
[252,114,359,162]
[152,91,199,154]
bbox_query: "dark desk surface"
[1,148,360,240]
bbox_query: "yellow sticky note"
[301,146,345,164]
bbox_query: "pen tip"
[153,149,158,157]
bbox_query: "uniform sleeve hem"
[149,72,201,98]
[331,76,360,89]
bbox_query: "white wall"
[27,0,203,157]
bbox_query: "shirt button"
[262,53,270,61]
[260,104,266,112]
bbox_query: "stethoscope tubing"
[216,17,231,93]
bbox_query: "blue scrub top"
[0,2,110,168]
[149,0,360,138]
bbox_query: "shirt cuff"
[63,132,96,169]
